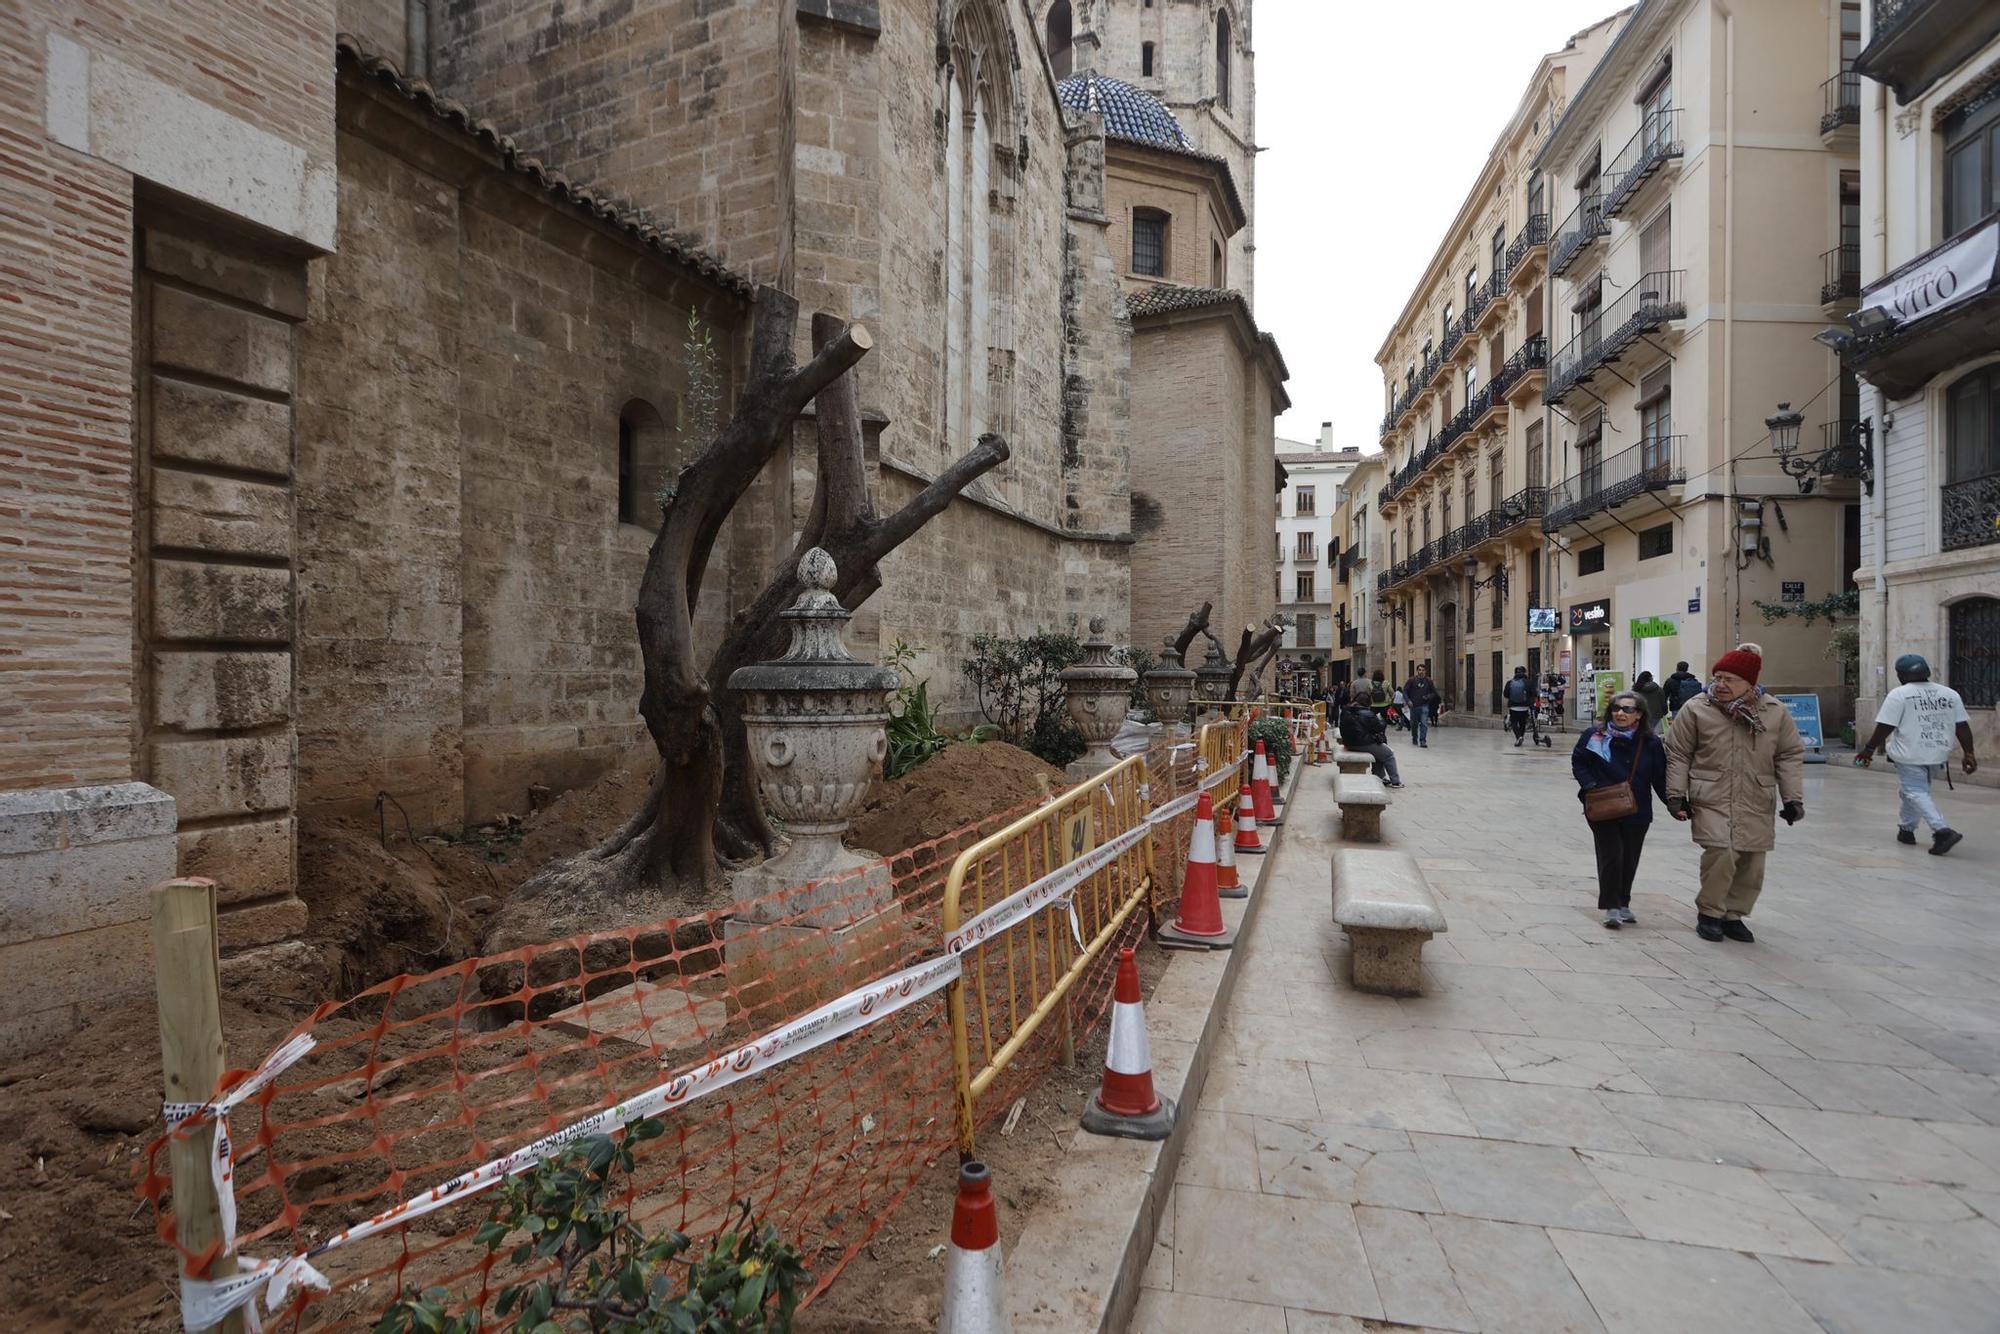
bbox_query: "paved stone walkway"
[1129,727,2000,1333]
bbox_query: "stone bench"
[1332,846,1447,996]
[1334,772,1391,843]
[1332,748,1373,776]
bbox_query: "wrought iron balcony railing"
[1489,486,1547,536]
[1340,626,1360,649]
[1545,270,1687,404]
[1486,266,1509,305]
[1941,473,2000,552]
[1466,283,1491,325]
[1821,67,1860,134]
[1822,232,1860,304]
[1549,194,1609,278]
[1543,435,1687,531]
[1602,109,1683,219]
[1494,335,1548,399]
[1506,213,1550,274]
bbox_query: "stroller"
[1530,678,1561,747]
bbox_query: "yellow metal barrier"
[942,755,1158,1156]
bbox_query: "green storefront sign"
[1630,615,1679,639]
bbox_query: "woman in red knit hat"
[1662,643,1806,942]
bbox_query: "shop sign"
[1593,671,1626,720]
[1527,607,1559,634]
[1630,615,1679,639]
[1858,217,1998,329]
[1569,599,1612,634]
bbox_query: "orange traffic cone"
[1253,741,1283,825]
[940,1161,1010,1332]
[1080,947,1175,1139]
[1231,780,1266,855]
[1157,792,1237,949]
[1215,799,1245,899]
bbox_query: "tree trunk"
[499,295,1009,942]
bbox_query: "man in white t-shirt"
[1856,653,1979,856]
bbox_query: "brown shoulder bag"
[1584,736,1643,823]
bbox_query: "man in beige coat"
[1664,645,1805,942]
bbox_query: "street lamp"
[1767,400,1875,496]
[1462,554,1508,599]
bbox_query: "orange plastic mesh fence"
[135,729,1248,1330]
[137,804,1020,1329]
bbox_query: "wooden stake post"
[152,877,245,1334]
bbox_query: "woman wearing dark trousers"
[1572,692,1669,929]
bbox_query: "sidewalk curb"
[1004,761,1304,1333]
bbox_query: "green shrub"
[1247,716,1295,784]
[375,1118,807,1334]
[884,641,951,778]
[962,630,1086,766]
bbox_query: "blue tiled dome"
[1056,72,1191,150]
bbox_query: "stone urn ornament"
[1060,617,1138,779]
[726,548,900,926]
[1142,632,1197,730]
[1194,637,1233,709]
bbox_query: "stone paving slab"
[1124,728,2000,1333]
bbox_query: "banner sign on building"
[1775,693,1826,764]
[1593,671,1626,720]
[1528,607,1559,634]
[1569,600,1612,634]
[1630,615,1679,639]
[1858,217,1998,329]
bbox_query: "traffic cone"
[1157,792,1237,949]
[1080,948,1176,1139]
[1253,742,1283,825]
[940,1160,1010,1333]
[1231,780,1266,855]
[1215,799,1245,899]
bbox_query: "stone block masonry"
[136,218,312,952]
[0,784,177,1058]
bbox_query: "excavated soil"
[0,736,1084,1330]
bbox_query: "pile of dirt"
[846,741,1062,858]
[513,739,661,871]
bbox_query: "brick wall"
[0,2,336,794]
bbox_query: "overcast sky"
[1256,0,1627,450]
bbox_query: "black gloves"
[1781,800,1804,825]
[1665,795,1690,819]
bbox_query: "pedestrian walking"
[1405,666,1440,748]
[1367,670,1391,716]
[1391,685,1412,732]
[1632,671,1668,728]
[1855,653,1978,856]
[1503,666,1534,745]
[1573,692,1669,929]
[1338,700,1403,788]
[1664,644,1805,943]
[1663,660,1703,718]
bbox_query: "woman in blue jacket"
[1573,691,1670,929]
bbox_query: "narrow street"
[1133,726,2000,1333]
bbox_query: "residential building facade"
[1374,12,1624,716]
[1330,452,1386,682]
[1535,0,1864,726]
[1846,0,2000,782]
[1275,426,1360,685]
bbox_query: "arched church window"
[1216,10,1232,109]
[944,2,1021,461]
[1046,1,1072,79]
[616,399,669,527]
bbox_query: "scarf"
[1706,683,1767,734]
[1586,724,1635,763]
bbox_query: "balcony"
[1467,379,1507,435]
[1942,474,2000,552]
[1506,213,1550,281]
[1489,486,1547,538]
[1820,67,1860,137]
[1338,546,1358,582]
[1545,270,1687,405]
[1499,334,1548,400]
[1465,284,1491,327]
[1602,110,1683,220]
[1549,194,1609,279]
[1543,436,1687,532]
[1854,0,2000,102]
[1340,626,1360,649]
[1821,232,1860,306]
